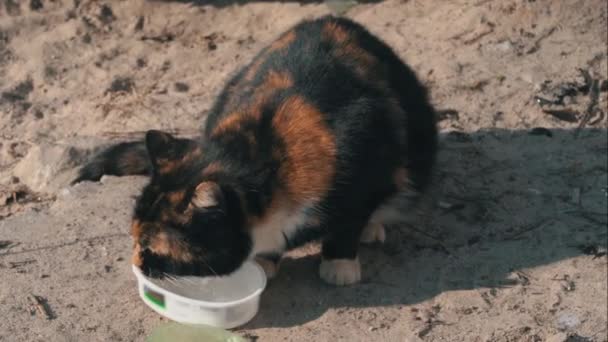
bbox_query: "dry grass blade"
[27,294,55,320]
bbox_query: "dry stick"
[526,26,557,54]
[402,223,451,255]
[27,294,54,320]
[576,78,600,136]
[578,68,593,93]
[463,26,494,45]
[9,259,36,268]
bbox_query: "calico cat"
[74,16,438,286]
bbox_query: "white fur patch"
[254,257,279,279]
[360,221,386,244]
[319,257,361,286]
[249,204,309,257]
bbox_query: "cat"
[74,15,438,286]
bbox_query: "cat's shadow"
[243,128,607,329]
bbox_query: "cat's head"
[131,130,251,278]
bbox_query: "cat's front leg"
[254,253,281,279]
[319,216,369,286]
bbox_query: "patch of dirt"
[0,1,606,341]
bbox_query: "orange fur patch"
[322,22,349,43]
[250,70,294,117]
[212,70,294,137]
[131,219,143,239]
[268,30,296,53]
[156,146,202,175]
[202,161,223,176]
[244,31,295,82]
[272,95,336,202]
[244,57,265,82]
[167,190,186,204]
[322,21,377,78]
[211,112,245,136]
[132,243,143,267]
[157,158,179,174]
[262,70,293,91]
[149,232,193,262]
[341,43,376,69]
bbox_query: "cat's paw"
[255,257,279,279]
[360,222,386,244]
[319,257,361,286]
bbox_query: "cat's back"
[203,16,436,195]
[204,16,428,132]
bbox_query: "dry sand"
[1,0,607,341]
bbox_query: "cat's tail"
[71,141,150,184]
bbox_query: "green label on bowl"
[144,285,166,309]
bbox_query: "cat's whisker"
[200,256,219,277]
[162,272,179,286]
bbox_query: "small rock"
[33,108,44,119]
[82,33,92,44]
[59,188,71,198]
[134,16,144,31]
[174,82,190,93]
[2,78,34,102]
[556,312,579,331]
[30,0,43,11]
[494,40,513,53]
[99,4,115,24]
[136,58,147,68]
[106,77,134,94]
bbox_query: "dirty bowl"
[132,261,266,329]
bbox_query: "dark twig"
[463,26,494,45]
[504,218,552,240]
[542,108,579,123]
[0,240,13,250]
[526,26,557,54]
[576,78,600,136]
[9,259,36,268]
[577,68,593,94]
[140,33,174,43]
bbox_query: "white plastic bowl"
[132,261,266,329]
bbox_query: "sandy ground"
[1,0,607,341]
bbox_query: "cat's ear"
[191,181,222,208]
[145,130,199,175]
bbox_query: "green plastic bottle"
[147,322,246,342]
